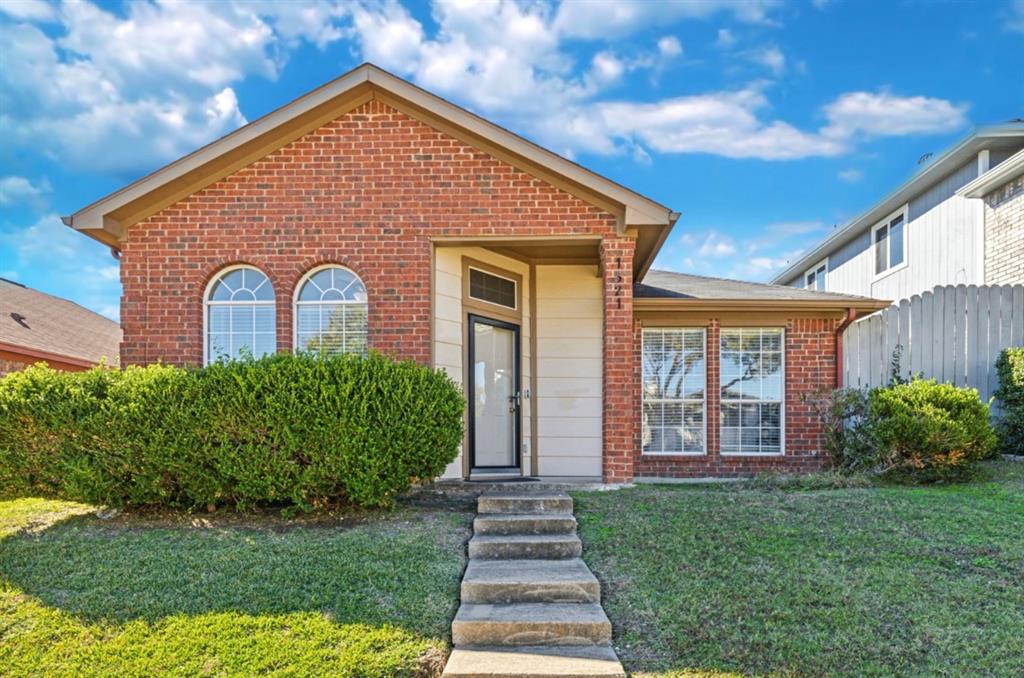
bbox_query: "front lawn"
[574,461,1024,677]
[0,498,471,677]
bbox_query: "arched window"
[205,266,276,364]
[294,266,368,356]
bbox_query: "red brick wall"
[601,237,637,483]
[120,99,620,367]
[633,317,837,478]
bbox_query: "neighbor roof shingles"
[635,269,881,303]
[0,279,121,365]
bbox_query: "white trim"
[719,327,785,457]
[467,266,519,311]
[640,326,708,457]
[292,264,368,355]
[870,204,909,281]
[202,264,276,366]
[803,257,829,291]
[958,147,1024,198]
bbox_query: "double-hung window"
[720,328,784,455]
[804,259,827,291]
[642,328,706,455]
[872,207,907,276]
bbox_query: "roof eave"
[957,148,1024,198]
[633,297,891,314]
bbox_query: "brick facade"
[119,98,841,482]
[632,317,837,478]
[120,100,619,367]
[983,174,1024,285]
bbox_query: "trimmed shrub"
[868,379,996,480]
[994,347,1024,455]
[0,352,463,510]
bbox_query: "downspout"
[834,307,857,389]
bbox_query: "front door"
[468,314,521,472]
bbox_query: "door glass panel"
[473,321,516,467]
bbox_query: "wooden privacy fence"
[842,284,1024,406]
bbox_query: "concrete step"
[478,493,573,515]
[474,513,577,536]
[462,559,600,604]
[442,645,624,677]
[451,603,612,647]
[468,534,582,560]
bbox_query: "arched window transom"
[205,266,276,364]
[294,266,368,356]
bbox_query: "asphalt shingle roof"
[636,269,881,303]
[0,278,121,365]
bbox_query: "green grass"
[573,461,1024,677]
[0,498,471,677]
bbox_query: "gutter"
[633,297,890,314]
[834,307,859,389]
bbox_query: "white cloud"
[0,0,55,21]
[748,45,786,75]
[823,91,969,139]
[552,0,780,39]
[839,168,864,183]
[0,176,51,207]
[698,232,737,257]
[715,28,737,48]
[657,35,683,57]
[1,0,351,173]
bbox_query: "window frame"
[292,264,369,357]
[719,326,786,457]
[803,257,829,291]
[641,326,708,457]
[467,265,519,312]
[203,264,277,366]
[871,205,909,280]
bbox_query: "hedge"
[994,347,1024,454]
[0,353,464,510]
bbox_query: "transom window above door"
[294,266,368,356]
[468,267,517,310]
[205,266,276,365]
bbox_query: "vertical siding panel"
[910,293,924,376]
[964,285,979,390]
[953,284,967,386]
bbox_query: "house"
[0,278,121,376]
[62,64,886,483]
[771,124,1024,297]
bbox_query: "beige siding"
[433,247,532,478]
[535,265,603,477]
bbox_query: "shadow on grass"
[0,497,472,676]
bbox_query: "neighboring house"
[62,64,885,483]
[772,124,1024,298]
[957,147,1024,285]
[0,278,121,376]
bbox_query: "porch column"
[600,235,636,483]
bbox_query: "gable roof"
[0,279,121,367]
[636,269,888,313]
[770,122,1024,285]
[63,63,678,278]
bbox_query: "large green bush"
[994,347,1024,454]
[0,353,463,510]
[869,379,996,480]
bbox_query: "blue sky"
[2,0,1022,321]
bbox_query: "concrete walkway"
[442,491,624,678]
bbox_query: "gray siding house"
[772,123,1024,298]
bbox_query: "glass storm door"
[468,315,521,470]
